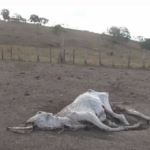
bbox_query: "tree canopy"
[40,17,49,25]
[12,13,22,20]
[29,14,40,24]
[107,26,131,45]
[1,9,10,20]
[52,24,66,36]
[140,38,150,50]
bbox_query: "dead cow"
[7,89,150,133]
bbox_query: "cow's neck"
[50,115,70,127]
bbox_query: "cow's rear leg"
[115,105,150,123]
[67,112,141,132]
[103,119,119,128]
[102,106,129,125]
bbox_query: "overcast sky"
[0,0,150,38]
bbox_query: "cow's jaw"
[6,125,33,133]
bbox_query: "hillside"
[0,20,140,49]
[0,20,149,68]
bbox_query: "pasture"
[0,61,150,150]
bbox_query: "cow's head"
[7,111,63,133]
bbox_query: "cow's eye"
[38,111,42,114]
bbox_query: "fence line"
[0,46,150,69]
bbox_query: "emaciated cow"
[7,89,150,133]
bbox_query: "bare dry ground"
[0,61,150,150]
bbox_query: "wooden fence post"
[99,50,102,66]
[37,24,39,34]
[112,52,115,67]
[63,48,65,63]
[10,47,12,60]
[37,47,39,62]
[18,48,20,60]
[127,50,131,68]
[1,47,3,60]
[28,48,30,62]
[50,47,52,63]
[142,49,146,68]
[73,49,75,64]
[84,49,87,65]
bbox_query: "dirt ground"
[0,61,150,150]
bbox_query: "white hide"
[56,89,111,122]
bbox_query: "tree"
[52,24,64,36]
[52,24,66,63]
[12,13,22,20]
[1,9,10,21]
[140,38,150,50]
[120,27,131,43]
[29,14,40,24]
[107,26,131,45]
[108,26,120,45]
[136,36,145,42]
[40,17,49,25]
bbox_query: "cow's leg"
[103,119,119,128]
[67,112,142,132]
[103,106,130,125]
[115,105,150,122]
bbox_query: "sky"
[0,0,150,39]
